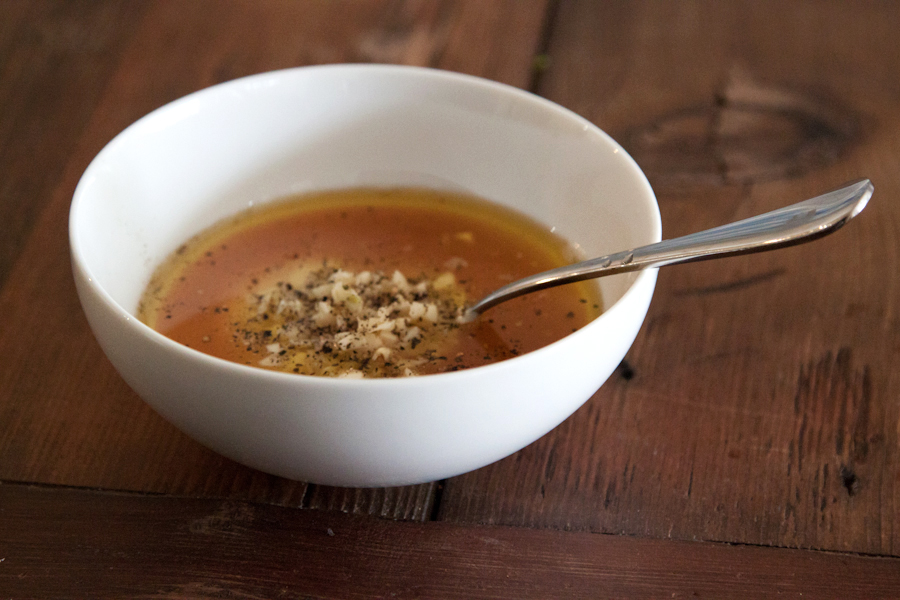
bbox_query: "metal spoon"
[467,179,873,316]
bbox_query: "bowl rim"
[69,63,662,387]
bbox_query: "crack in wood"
[839,464,860,497]
[792,348,874,505]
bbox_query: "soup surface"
[138,188,602,377]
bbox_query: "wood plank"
[0,0,548,518]
[438,0,900,555]
[2,482,900,599]
[0,0,148,289]
[303,481,438,521]
[350,0,549,88]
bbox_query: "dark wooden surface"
[1,0,898,597]
[5,482,900,599]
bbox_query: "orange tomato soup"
[138,188,602,377]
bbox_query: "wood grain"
[438,0,900,555]
[0,0,548,518]
[3,0,900,583]
[3,482,900,599]
[0,0,147,290]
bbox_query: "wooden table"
[2,1,899,597]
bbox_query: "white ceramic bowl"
[70,65,660,487]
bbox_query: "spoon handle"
[469,179,873,315]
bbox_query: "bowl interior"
[71,65,660,323]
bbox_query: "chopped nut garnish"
[238,264,467,378]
